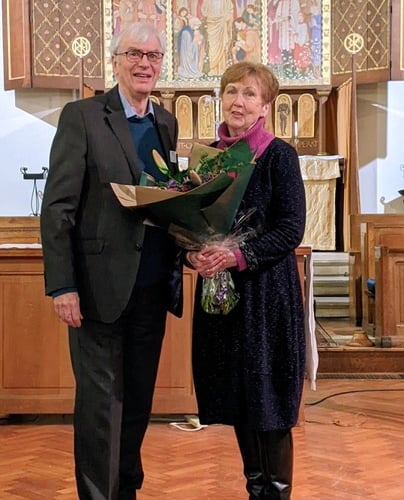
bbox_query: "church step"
[312,252,350,318]
[314,275,349,296]
[313,264,349,276]
[318,348,404,373]
[313,258,349,275]
[312,251,349,263]
[312,251,349,276]
[315,296,350,318]
[314,306,350,318]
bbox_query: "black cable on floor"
[305,388,404,406]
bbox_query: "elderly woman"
[186,62,306,499]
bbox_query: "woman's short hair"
[220,62,279,104]
[110,22,166,56]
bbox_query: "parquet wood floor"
[1,379,403,499]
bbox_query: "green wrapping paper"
[110,140,256,247]
[111,140,256,315]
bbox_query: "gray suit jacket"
[40,86,183,322]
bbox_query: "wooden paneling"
[360,223,404,334]
[348,214,404,324]
[0,216,40,243]
[375,245,404,346]
[2,0,31,89]
[0,218,311,415]
[0,248,74,413]
[2,277,72,390]
[347,214,404,347]
[0,216,198,414]
[391,0,404,80]
[153,270,197,414]
[0,247,198,414]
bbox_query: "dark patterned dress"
[192,138,306,431]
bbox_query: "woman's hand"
[187,245,237,278]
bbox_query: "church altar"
[299,155,342,251]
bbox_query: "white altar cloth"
[299,155,342,251]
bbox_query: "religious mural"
[107,0,330,88]
[267,0,323,81]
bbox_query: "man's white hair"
[110,22,166,55]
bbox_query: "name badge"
[170,150,177,163]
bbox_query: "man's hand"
[53,291,83,328]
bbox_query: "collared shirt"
[118,87,155,120]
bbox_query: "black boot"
[258,429,293,500]
[234,425,266,499]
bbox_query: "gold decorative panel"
[331,0,389,75]
[32,0,104,79]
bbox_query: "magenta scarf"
[216,117,275,159]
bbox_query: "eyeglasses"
[115,49,164,64]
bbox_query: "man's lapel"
[103,87,143,183]
[153,104,178,175]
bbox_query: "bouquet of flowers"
[197,206,256,314]
[110,140,256,315]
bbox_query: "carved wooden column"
[391,0,404,80]
[316,89,331,155]
[2,0,31,89]
[158,90,176,114]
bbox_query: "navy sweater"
[128,114,176,288]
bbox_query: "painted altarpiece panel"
[274,93,293,139]
[297,93,315,138]
[197,95,215,140]
[176,95,194,139]
[106,0,330,89]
